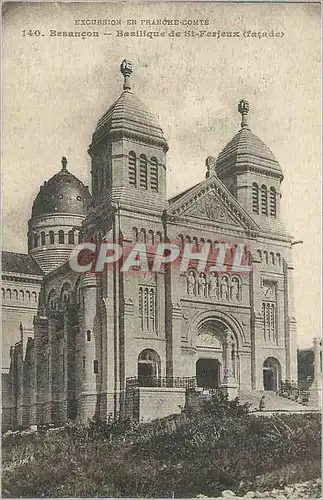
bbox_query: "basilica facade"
[2,60,298,429]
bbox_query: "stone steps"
[238,390,319,412]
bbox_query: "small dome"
[216,100,283,179]
[32,158,92,218]
[90,60,168,152]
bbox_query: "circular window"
[77,196,82,201]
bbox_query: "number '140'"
[22,30,41,36]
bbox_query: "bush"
[2,397,321,498]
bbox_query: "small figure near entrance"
[259,395,266,412]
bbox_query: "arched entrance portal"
[263,357,281,391]
[138,349,161,387]
[196,358,221,389]
[195,318,239,387]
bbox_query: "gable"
[168,176,259,233]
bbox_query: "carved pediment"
[168,177,259,232]
[182,189,239,226]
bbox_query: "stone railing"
[279,380,310,403]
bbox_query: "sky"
[2,2,321,349]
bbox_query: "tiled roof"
[91,90,168,151]
[216,127,282,177]
[1,251,44,276]
[168,183,201,205]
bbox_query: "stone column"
[284,262,298,382]
[220,331,238,399]
[78,274,98,422]
[310,337,322,407]
[34,315,49,425]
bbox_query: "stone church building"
[2,60,298,429]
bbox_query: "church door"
[263,368,275,391]
[196,359,221,389]
[263,357,281,391]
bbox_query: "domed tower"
[28,157,92,273]
[216,100,284,230]
[87,59,168,212]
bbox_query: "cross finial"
[120,59,132,91]
[61,156,67,170]
[238,99,249,129]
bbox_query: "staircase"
[239,389,319,412]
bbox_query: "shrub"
[2,397,321,498]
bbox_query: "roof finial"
[61,156,67,170]
[238,99,249,129]
[120,59,132,91]
[205,156,216,179]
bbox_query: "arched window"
[147,230,154,246]
[86,330,91,342]
[19,290,24,301]
[6,289,11,300]
[155,231,162,244]
[40,231,46,246]
[269,187,277,217]
[139,286,156,332]
[68,230,75,245]
[49,231,55,244]
[276,253,281,266]
[58,230,64,244]
[150,157,158,192]
[31,291,37,302]
[1,288,5,299]
[138,228,146,243]
[139,154,148,190]
[270,252,275,264]
[60,282,71,305]
[26,290,30,302]
[132,227,138,242]
[33,233,38,248]
[261,185,268,215]
[13,289,18,300]
[252,182,259,213]
[263,251,269,264]
[93,360,99,374]
[128,151,137,187]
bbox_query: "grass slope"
[2,395,321,498]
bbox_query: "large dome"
[32,157,92,218]
[216,100,283,179]
[90,60,168,152]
